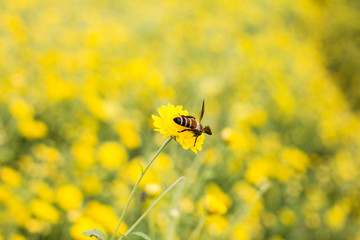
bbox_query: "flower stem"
[110,137,173,240]
[119,176,185,240]
[188,214,207,240]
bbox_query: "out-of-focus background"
[1,0,360,239]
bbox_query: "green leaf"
[83,229,106,240]
[131,232,151,240]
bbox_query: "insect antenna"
[199,100,205,123]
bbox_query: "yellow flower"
[32,144,60,162]
[10,234,26,240]
[29,199,59,223]
[116,120,142,149]
[55,185,83,211]
[144,183,162,196]
[0,167,22,187]
[82,176,102,195]
[152,103,205,154]
[70,216,105,240]
[9,98,34,120]
[206,214,228,236]
[98,141,128,168]
[204,183,232,215]
[17,119,48,139]
[279,208,297,226]
[325,202,349,231]
[84,201,127,234]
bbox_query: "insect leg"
[193,135,199,146]
[178,129,193,133]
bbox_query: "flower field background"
[1,0,360,239]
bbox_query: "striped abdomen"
[173,117,198,129]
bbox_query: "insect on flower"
[173,100,212,146]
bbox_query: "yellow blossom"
[55,185,83,211]
[232,224,250,240]
[204,183,232,215]
[10,234,26,240]
[279,208,296,226]
[180,196,195,214]
[71,141,96,169]
[97,141,128,168]
[281,148,309,172]
[152,103,205,154]
[82,175,102,195]
[7,196,31,226]
[232,181,257,203]
[9,98,34,119]
[0,167,22,187]
[206,214,229,235]
[32,144,60,162]
[144,183,162,196]
[262,211,278,228]
[70,216,106,240]
[245,157,275,184]
[25,218,47,234]
[35,182,54,202]
[116,120,142,149]
[29,199,59,223]
[84,201,127,234]
[17,119,48,139]
[325,202,349,231]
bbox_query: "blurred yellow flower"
[281,148,309,172]
[0,167,22,187]
[152,103,205,154]
[144,183,162,196]
[17,119,48,139]
[72,141,96,169]
[206,214,228,235]
[84,201,127,234]
[279,208,296,226]
[180,196,195,214]
[29,199,59,223]
[232,181,257,204]
[262,211,278,228]
[7,196,31,226]
[44,73,77,101]
[0,185,13,203]
[245,157,275,184]
[10,234,26,240]
[25,218,47,234]
[97,141,128,168]
[71,141,96,169]
[55,185,83,211]
[35,182,54,202]
[232,224,249,240]
[70,216,105,240]
[32,144,60,162]
[116,120,142,149]
[325,202,349,231]
[204,183,232,215]
[121,157,146,185]
[82,175,102,195]
[9,98,34,119]
[221,127,256,155]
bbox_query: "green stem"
[110,137,173,240]
[188,214,207,240]
[119,176,185,240]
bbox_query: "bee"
[173,100,212,146]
